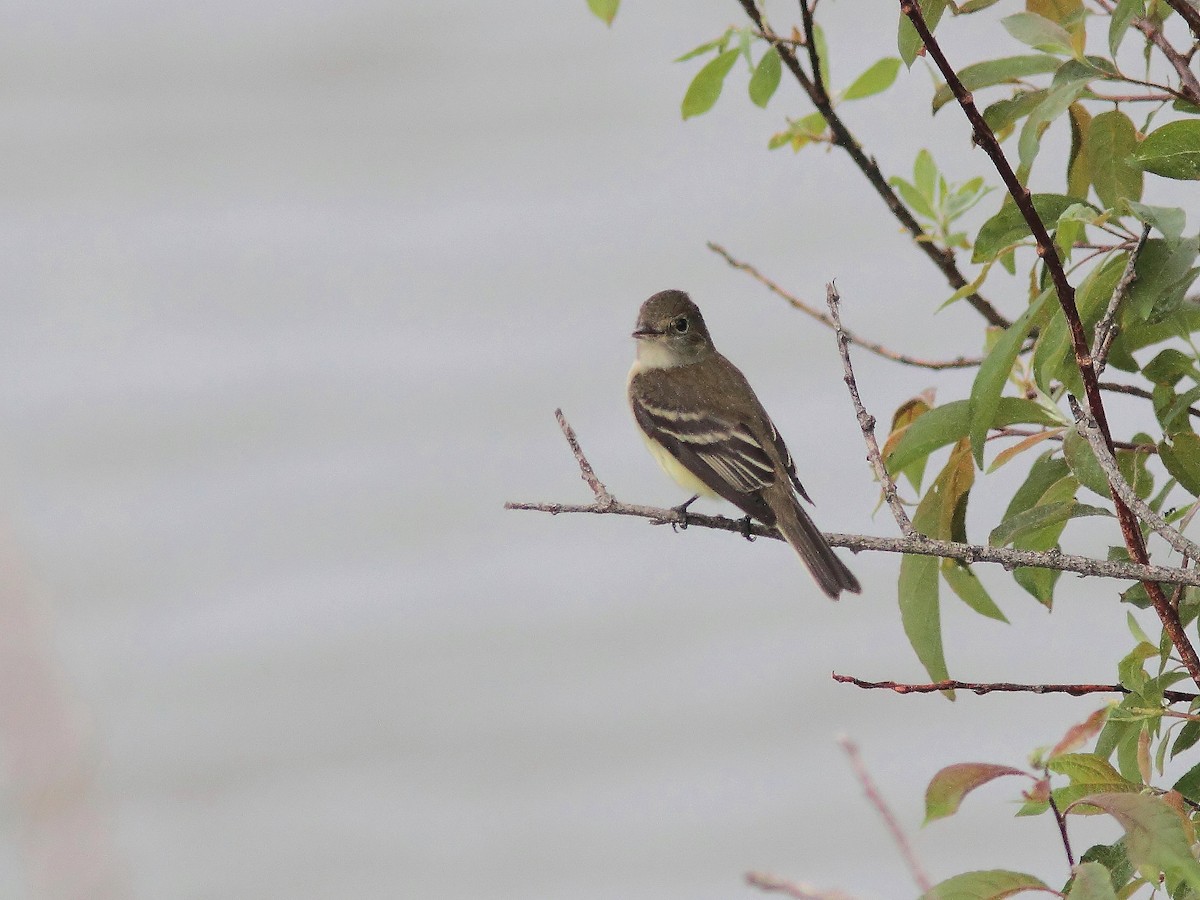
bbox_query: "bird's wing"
[632,399,779,524]
[763,413,813,505]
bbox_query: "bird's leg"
[739,515,756,542]
[670,495,699,531]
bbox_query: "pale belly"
[639,430,719,498]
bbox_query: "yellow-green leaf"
[586,0,619,26]
[1085,110,1142,208]
[748,47,781,108]
[681,50,739,120]
[921,869,1051,900]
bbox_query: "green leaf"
[885,398,1059,476]
[899,551,945,684]
[681,50,739,120]
[1062,428,1111,498]
[968,286,1056,466]
[675,34,731,63]
[1065,861,1118,899]
[1123,199,1185,245]
[989,501,1111,547]
[899,0,948,67]
[1172,759,1200,803]
[844,57,901,100]
[748,47,782,108]
[1069,792,1200,890]
[973,194,1080,262]
[1131,120,1200,180]
[1079,842,1134,893]
[1142,348,1198,386]
[1085,111,1143,208]
[983,90,1048,134]
[586,0,619,26]
[1067,103,1092,200]
[920,869,1051,900]
[1002,11,1075,54]
[1159,432,1200,495]
[1019,79,1088,175]
[891,176,938,220]
[924,762,1028,823]
[1126,236,1200,323]
[942,560,1008,622]
[1109,0,1146,55]
[900,441,972,685]
[931,55,1060,112]
[1049,753,1128,786]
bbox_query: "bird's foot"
[670,495,699,532]
[739,515,756,542]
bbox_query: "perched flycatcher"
[627,289,861,599]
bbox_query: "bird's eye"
[672,317,689,333]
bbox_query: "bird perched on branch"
[627,289,860,599]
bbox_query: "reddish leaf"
[925,762,1029,823]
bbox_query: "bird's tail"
[771,491,861,600]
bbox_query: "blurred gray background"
[0,1,1189,898]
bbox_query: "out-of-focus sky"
[0,1,1190,898]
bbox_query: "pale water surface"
[0,2,1175,898]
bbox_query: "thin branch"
[733,0,1011,328]
[1135,12,1200,103]
[1072,403,1200,561]
[797,0,828,105]
[709,242,995,370]
[509,409,1200,586]
[832,672,1200,705]
[553,408,613,506]
[837,737,933,893]
[507,500,1200,586]
[1100,380,1200,419]
[1162,0,1200,45]
[745,873,855,900]
[897,0,1200,690]
[826,283,915,535]
[992,426,1157,453]
[1046,789,1075,868]
[1093,225,1151,377]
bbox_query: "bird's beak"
[632,326,661,339]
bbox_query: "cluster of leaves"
[587,0,1200,893]
[920,637,1200,897]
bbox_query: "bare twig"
[1071,403,1200,561]
[508,409,1200,585]
[554,408,613,508]
[507,501,1200,586]
[897,0,1200,690]
[1046,790,1075,868]
[1100,380,1200,419]
[732,0,1011,328]
[838,737,933,893]
[745,872,855,900]
[1135,12,1200,103]
[825,283,914,535]
[1093,225,1151,377]
[709,243,995,370]
[832,672,1200,705]
[1162,0,1200,49]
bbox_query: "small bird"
[627,289,860,599]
